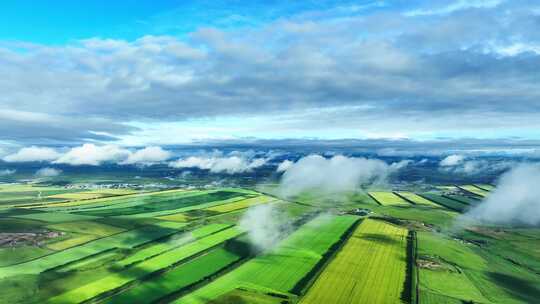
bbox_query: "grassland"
[175,214,359,304]
[369,192,410,206]
[300,218,408,304]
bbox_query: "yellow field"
[204,196,277,213]
[474,184,494,191]
[396,192,442,208]
[46,192,109,200]
[300,219,408,304]
[369,192,410,206]
[157,213,191,222]
[460,185,489,197]
[47,234,98,251]
[23,188,187,209]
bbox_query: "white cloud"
[35,167,62,177]
[121,146,172,165]
[54,144,129,166]
[169,155,267,174]
[0,169,16,176]
[3,146,62,162]
[278,155,407,197]
[276,160,294,172]
[406,0,503,16]
[440,154,465,166]
[461,164,540,225]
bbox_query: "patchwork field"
[1,184,538,304]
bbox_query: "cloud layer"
[0,1,538,145]
[277,155,408,197]
[169,155,267,174]
[2,144,172,166]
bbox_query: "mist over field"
[461,164,540,226]
[277,155,410,198]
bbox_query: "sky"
[0,0,539,151]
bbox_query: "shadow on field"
[358,233,398,245]
[488,271,540,303]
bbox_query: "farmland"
[369,191,410,206]
[0,181,538,304]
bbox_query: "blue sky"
[0,0,389,43]
[0,0,539,150]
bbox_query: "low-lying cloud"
[3,144,173,166]
[439,154,515,175]
[35,167,62,177]
[3,146,62,162]
[54,144,130,166]
[120,146,172,165]
[277,155,409,197]
[239,203,292,252]
[460,164,540,226]
[276,160,294,173]
[0,169,16,176]
[440,154,465,167]
[169,155,268,174]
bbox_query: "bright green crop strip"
[105,247,242,304]
[175,215,359,304]
[115,223,232,267]
[47,227,242,304]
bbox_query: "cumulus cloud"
[276,160,294,172]
[169,155,267,174]
[54,144,129,166]
[239,204,292,252]
[35,167,62,177]
[439,154,516,175]
[440,154,465,167]
[3,146,62,162]
[460,164,540,226]
[0,169,16,176]
[278,155,408,197]
[121,146,172,165]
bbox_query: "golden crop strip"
[300,219,408,304]
[204,195,277,213]
[369,192,410,206]
[21,189,188,209]
[396,192,442,208]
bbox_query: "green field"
[47,226,243,303]
[175,214,359,303]
[419,194,469,212]
[105,247,243,303]
[300,218,408,304]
